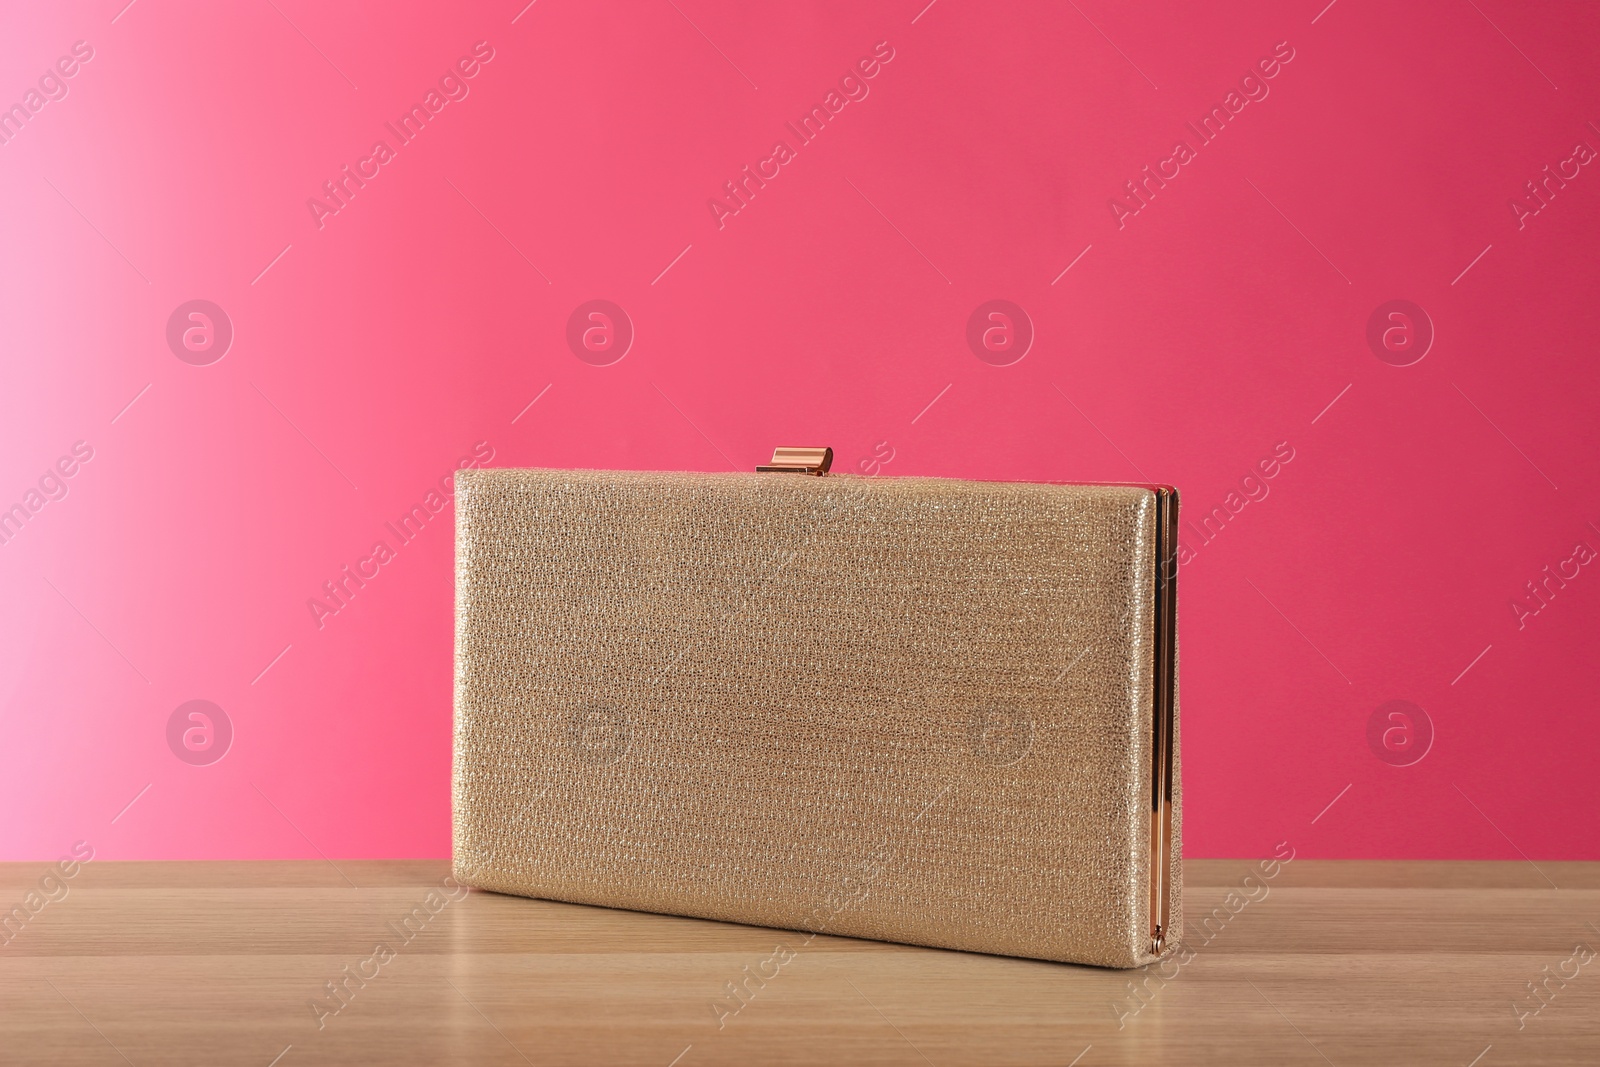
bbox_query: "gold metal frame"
[755,446,833,475]
[1149,486,1178,956]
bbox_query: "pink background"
[2,0,1596,864]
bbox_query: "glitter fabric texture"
[453,468,1180,968]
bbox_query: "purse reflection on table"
[452,447,1179,969]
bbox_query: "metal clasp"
[755,446,833,475]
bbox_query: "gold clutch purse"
[452,449,1179,968]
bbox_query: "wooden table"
[2,859,1596,1065]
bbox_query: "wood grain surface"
[1,859,1596,1065]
